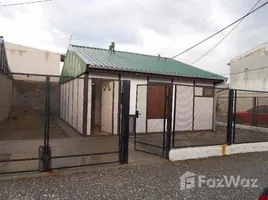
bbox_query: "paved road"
[0,152,267,200]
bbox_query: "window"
[147,85,168,119]
[203,88,213,97]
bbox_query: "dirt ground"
[134,125,268,151]
[0,109,68,140]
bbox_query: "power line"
[171,0,268,59]
[0,0,52,7]
[157,0,232,55]
[191,0,261,65]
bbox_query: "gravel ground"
[0,152,268,200]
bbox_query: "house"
[0,36,12,122]
[59,44,226,136]
[5,42,62,81]
[229,42,268,91]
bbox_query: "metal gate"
[134,83,172,158]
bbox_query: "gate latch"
[135,110,141,118]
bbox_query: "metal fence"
[0,74,45,174]
[232,89,268,144]
[134,84,171,157]
[172,84,227,148]
[0,72,130,174]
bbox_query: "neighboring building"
[59,44,226,136]
[5,42,62,80]
[229,43,268,91]
[216,83,268,123]
[0,36,12,122]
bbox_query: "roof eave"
[87,64,226,83]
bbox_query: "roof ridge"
[70,44,169,59]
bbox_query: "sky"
[1,0,268,77]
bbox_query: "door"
[134,84,172,158]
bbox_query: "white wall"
[60,75,84,135]
[101,80,119,134]
[134,78,215,133]
[121,76,147,115]
[5,42,61,77]
[230,43,268,91]
[94,79,102,125]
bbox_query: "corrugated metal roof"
[69,45,226,80]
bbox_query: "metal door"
[134,84,172,158]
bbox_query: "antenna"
[69,34,72,45]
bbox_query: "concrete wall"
[5,42,61,78]
[0,74,12,122]
[230,43,268,91]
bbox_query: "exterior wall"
[135,77,215,133]
[229,43,268,91]
[0,74,12,122]
[60,75,84,134]
[194,82,214,130]
[5,42,61,77]
[94,79,102,125]
[101,80,118,134]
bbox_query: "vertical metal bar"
[83,73,89,136]
[112,81,115,134]
[256,97,259,126]
[117,75,122,158]
[46,76,51,150]
[44,76,48,149]
[232,90,237,144]
[134,84,139,150]
[145,76,149,134]
[172,85,177,148]
[252,97,257,126]
[192,81,196,131]
[162,85,167,157]
[212,84,216,132]
[165,84,173,159]
[227,89,234,145]
[120,80,130,164]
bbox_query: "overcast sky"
[1,0,268,77]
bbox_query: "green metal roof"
[61,44,226,81]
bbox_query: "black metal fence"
[0,72,130,174]
[232,89,268,144]
[134,84,172,158]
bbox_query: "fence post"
[226,89,234,145]
[120,80,130,164]
[83,73,89,136]
[252,97,257,126]
[164,84,173,159]
[232,90,237,143]
[39,75,52,172]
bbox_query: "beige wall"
[5,42,61,77]
[0,74,12,122]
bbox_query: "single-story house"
[59,44,226,136]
